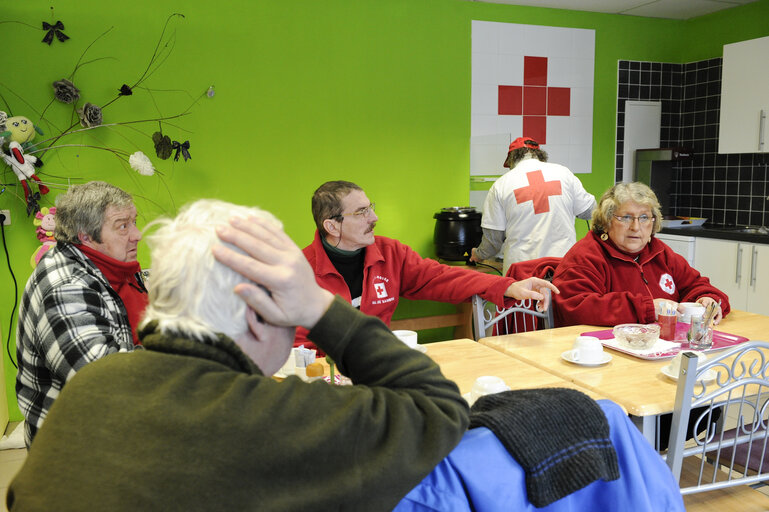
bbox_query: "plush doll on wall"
[31,206,57,267]
[1,112,49,211]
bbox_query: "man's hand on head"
[213,216,334,330]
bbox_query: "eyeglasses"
[337,203,376,219]
[613,214,655,225]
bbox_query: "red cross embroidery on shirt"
[497,56,571,144]
[664,278,673,289]
[513,170,562,214]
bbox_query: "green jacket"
[8,297,468,511]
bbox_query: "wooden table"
[312,338,614,405]
[423,339,614,403]
[478,310,769,447]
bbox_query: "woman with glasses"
[551,182,729,327]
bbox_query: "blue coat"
[395,400,685,512]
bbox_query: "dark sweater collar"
[138,321,264,375]
[321,234,363,257]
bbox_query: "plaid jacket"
[16,242,138,446]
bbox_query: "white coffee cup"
[393,329,418,349]
[678,302,706,323]
[567,336,604,363]
[668,350,707,375]
[470,376,510,402]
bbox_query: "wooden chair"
[471,288,553,340]
[666,341,769,497]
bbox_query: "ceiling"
[470,0,759,20]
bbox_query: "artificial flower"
[129,151,155,176]
[76,102,103,128]
[152,131,173,160]
[52,79,80,104]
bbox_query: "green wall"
[2,0,769,421]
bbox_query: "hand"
[469,248,481,263]
[213,216,334,330]
[697,296,723,325]
[504,277,559,312]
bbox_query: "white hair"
[140,199,282,341]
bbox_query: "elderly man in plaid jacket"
[15,181,148,446]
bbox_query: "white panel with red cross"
[471,21,595,176]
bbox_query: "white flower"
[129,151,155,176]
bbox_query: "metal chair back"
[471,288,553,341]
[665,341,769,494]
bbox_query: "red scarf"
[77,244,148,345]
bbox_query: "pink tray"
[581,323,750,360]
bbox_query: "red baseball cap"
[508,137,540,152]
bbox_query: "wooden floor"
[680,456,769,512]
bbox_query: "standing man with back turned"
[470,137,596,274]
[296,180,558,350]
[16,180,147,446]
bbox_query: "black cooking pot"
[433,207,482,261]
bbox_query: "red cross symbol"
[497,56,571,144]
[659,273,676,294]
[513,170,562,214]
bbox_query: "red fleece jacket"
[552,232,730,327]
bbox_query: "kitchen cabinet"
[719,35,769,154]
[693,238,769,315]
[655,233,695,266]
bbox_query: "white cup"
[470,376,510,402]
[678,302,706,323]
[393,329,418,349]
[567,336,604,363]
[668,350,707,375]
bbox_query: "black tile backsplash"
[616,58,769,228]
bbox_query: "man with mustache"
[15,181,148,446]
[296,180,557,351]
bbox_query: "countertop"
[659,225,769,244]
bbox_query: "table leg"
[630,414,659,448]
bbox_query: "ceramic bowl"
[612,323,661,350]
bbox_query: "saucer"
[661,365,717,383]
[561,350,612,366]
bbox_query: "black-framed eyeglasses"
[612,214,654,225]
[335,203,376,219]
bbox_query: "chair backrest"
[471,288,553,341]
[665,341,769,495]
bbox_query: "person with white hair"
[7,199,469,512]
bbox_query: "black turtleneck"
[321,237,365,308]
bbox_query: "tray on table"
[581,323,749,360]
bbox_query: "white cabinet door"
[746,244,769,316]
[656,233,695,266]
[719,35,769,154]
[693,238,750,311]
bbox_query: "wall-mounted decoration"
[470,21,595,177]
[0,13,200,218]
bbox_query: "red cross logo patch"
[374,282,388,299]
[513,170,562,214]
[659,273,675,295]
